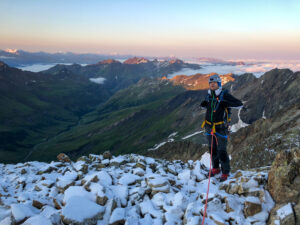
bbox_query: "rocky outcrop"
[267,147,300,224]
[228,103,300,171]
[57,153,71,163]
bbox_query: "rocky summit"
[3,151,297,225]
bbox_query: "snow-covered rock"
[11,203,38,223]
[109,207,126,225]
[22,215,52,225]
[0,153,276,225]
[61,196,105,224]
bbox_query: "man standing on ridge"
[200,74,243,182]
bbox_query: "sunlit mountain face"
[162,73,234,90]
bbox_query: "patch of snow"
[276,203,293,220]
[168,132,177,138]
[0,216,13,225]
[109,208,126,224]
[182,130,204,139]
[140,197,163,219]
[230,107,249,132]
[22,215,52,225]
[119,173,141,185]
[262,110,266,119]
[97,171,113,186]
[63,186,96,203]
[89,77,106,84]
[11,203,38,223]
[61,196,105,223]
[0,207,10,222]
[148,141,167,151]
[200,152,211,169]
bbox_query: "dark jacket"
[202,89,243,123]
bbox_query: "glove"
[200,100,208,107]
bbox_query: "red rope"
[201,131,217,225]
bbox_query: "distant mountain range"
[0,49,135,67]
[0,59,201,163]
[0,49,248,68]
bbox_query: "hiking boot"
[211,168,221,176]
[220,173,229,182]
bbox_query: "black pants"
[205,124,230,174]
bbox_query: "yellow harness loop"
[201,120,224,133]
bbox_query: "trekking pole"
[201,130,218,225]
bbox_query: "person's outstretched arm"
[222,93,243,108]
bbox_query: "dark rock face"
[225,69,300,124]
[228,104,300,171]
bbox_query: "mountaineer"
[200,74,243,181]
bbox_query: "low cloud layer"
[168,60,300,78]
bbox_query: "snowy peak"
[122,57,186,65]
[4,48,19,55]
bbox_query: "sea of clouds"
[16,59,300,79]
[168,60,300,78]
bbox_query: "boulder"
[244,201,262,217]
[53,198,62,210]
[103,151,112,160]
[32,200,44,209]
[57,153,71,163]
[268,203,296,225]
[136,162,146,170]
[96,195,108,206]
[268,148,300,204]
[77,156,91,163]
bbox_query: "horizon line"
[2,48,300,62]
